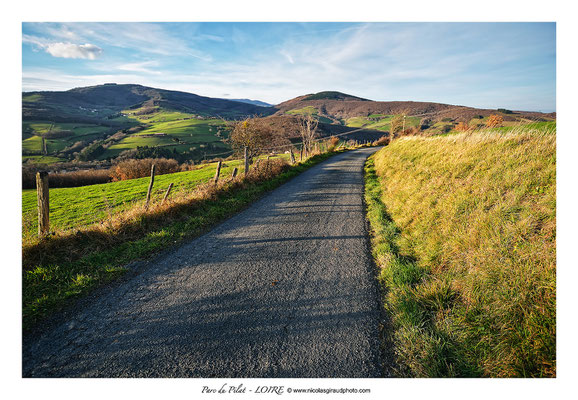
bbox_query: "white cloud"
[44,42,102,59]
[23,34,102,60]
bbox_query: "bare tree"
[389,109,410,138]
[297,114,319,157]
[389,114,404,138]
[229,117,274,162]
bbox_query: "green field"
[345,115,420,132]
[102,115,229,159]
[22,107,232,163]
[285,106,334,124]
[22,155,67,164]
[22,121,114,155]
[365,123,556,377]
[22,159,246,238]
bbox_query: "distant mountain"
[276,91,555,124]
[227,98,273,107]
[22,83,276,123]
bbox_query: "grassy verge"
[23,151,339,332]
[364,125,555,377]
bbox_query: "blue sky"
[22,22,556,111]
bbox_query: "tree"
[390,114,405,137]
[229,117,274,161]
[297,114,319,157]
[456,122,470,131]
[486,114,504,128]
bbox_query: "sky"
[22,22,556,112]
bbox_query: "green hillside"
[22,84,275,165]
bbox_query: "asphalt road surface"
[23,147,385,378]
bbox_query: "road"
[23,147,385,378]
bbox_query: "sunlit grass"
[365,124,556,377]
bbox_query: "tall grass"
[365,125,556,377]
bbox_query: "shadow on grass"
[364,154,480,377]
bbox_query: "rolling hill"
[23,83,275,122]
[22,86,556,166]
[275,91,556,133]
[22,84,277,165]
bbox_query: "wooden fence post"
[231,167,238,180]
[145,164,156,210]
[244,146,249,176]
[214,160,222,184]
[161,183,174,204]
[290,149,295,164]
[300,146,303,161]
[36,171,49,237]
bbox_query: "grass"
[22,150,341,332]
[22,159,246,239]
[345,115,420,132]
[285,106,334,124]
[102,112,230,159]
[365,124,556,377]
[22,121,114,158]
[22,155,67,164]
[286,106,318,116]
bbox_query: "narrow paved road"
[23,147,384,378]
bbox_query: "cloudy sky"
[22,22,556,111]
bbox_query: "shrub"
[22,167,112,189]
[373,136,391,146]
[420,118,432,130]
[111,158,180,181]
[486,114,504,128]
[327,136,340,151]
[456,122,470,131]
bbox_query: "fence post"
[145,164,156,210]
[36,171,49,237]
[214,160,222,184]
[290,150,295,164]
[244,146,249,176]
[231,167,238,181]
[300,146,303,161]
[162,183,174,204]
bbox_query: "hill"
[23,83,275,123]
[275,91,556,134]
[22,84,277,165]
[227,98,273,107]
[22,85,556,167]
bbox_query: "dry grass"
[366,125,556,377]
[23,159,289,269]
